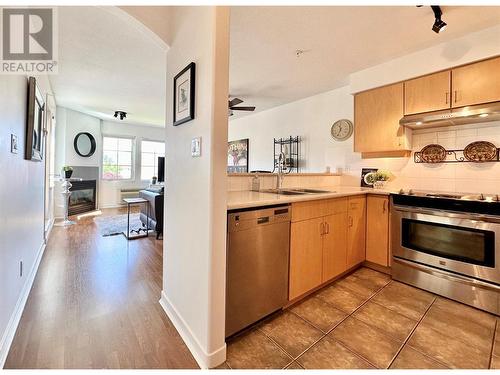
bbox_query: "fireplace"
[69,180,96,216]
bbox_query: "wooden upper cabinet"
[354,83,408,154]
[289,217,323,300]
[322,212,348,282]
[452,56,500,108]
[366,195,390,267]
[346,196,366,269]
[404,70,451,115]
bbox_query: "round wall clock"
[330,119,353,141]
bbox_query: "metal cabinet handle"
[445,91,449,104]
[320,222,324,235]
[383,200,387,214]
[325,222,330,234]
[348,216,353,227]
[454,90,458,103]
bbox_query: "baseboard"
[159,291,226,369]
[45,218,54,243]
[362,260,392,275]
[0,240,46,368]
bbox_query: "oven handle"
[392,204,500,224]
[393,257,500,293]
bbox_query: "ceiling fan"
[228,97,255,116]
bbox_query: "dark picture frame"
[25,76,45,161]
[361,168,378,188]
[173,62,196,126]
[227,139,249,173]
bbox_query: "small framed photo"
[227,138,249,173]
[173,62,196,126]
[361,168,377,188]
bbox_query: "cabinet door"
[289,217,324,300]
[366,196,389,266]
[452,57,500,108]
[354,83,407,153]
[404,70,451,115]
[346,196,366,269]
[322,212,348,282]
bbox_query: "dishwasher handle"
[228,205,291,232]
[257,216,270,224]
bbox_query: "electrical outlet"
[20,260,23,277]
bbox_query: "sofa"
[139,189,164,239]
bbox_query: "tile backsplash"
[228,121,500,195]
[341,120,500,194]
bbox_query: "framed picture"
[361,168,377,188]
[25,76,45,161]
[227,139,249,173]
[173,62,195,126]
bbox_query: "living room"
[52,6,167,236]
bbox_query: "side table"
[122,197,150,240]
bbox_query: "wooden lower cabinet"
[289,217,324,300]
[347,196,367,269]
[322,212,348,282]
[289,196,364,301]
[366,195,390,266]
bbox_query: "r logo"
[2,8,53,60]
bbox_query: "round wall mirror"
[74,132,96,157]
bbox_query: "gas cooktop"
[392,190,500,216]
[396,189,500,202]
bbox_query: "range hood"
[400,102,500,129]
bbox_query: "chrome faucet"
[276,152,285,190]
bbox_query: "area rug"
[93,213,144,237]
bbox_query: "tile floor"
[220,267,499,369]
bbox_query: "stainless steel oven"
[391,191,500,315]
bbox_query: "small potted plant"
[62,165,73,179]
[364,169,392,189]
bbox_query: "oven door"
[391,205,500,284]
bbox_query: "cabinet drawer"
[325,197,348,215]
[291,197,347,222]
[291,199,327,222]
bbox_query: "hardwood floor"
[4,208,198,369]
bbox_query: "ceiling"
[229,6,500,119]
[50,6,167,127]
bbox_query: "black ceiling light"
[431,5,447,33]
[114,111,127,120]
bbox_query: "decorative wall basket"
[415,141,500,164]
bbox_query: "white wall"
[160,6,229,369]
[0,74,55,366]
[54,106,165,213]
[229,85,352,173]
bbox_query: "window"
[102,136,133,180]
[141,140,165,180]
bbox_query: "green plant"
[365,169,392,185]
[62,165,73,172]
[374,169,391,182]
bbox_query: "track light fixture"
[114,111,127,120]
[431,5,447,33]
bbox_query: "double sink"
[261,188,335,195]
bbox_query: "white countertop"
[227,186,393,210]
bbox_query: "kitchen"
[222,7,500,369]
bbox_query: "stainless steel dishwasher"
[226,205,290,337]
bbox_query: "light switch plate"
[11,134,18,154]
[191,137,201,157]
